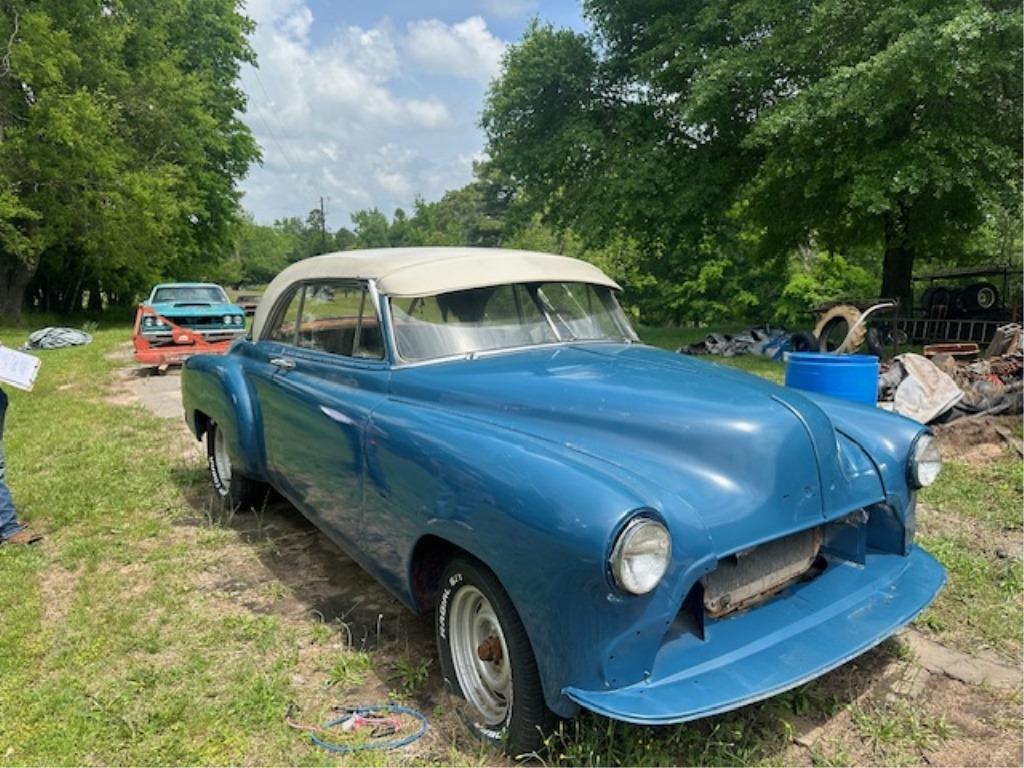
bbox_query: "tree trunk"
[87,281,103,312]
[0,259,39,321]
[880,205,915,309]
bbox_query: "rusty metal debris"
[879,324,1023,424]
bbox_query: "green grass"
[921,452,1023,531]
[0,315,1017,765]
[849,699,956,765]
[918,448,1024,659]
[0,322,342,765]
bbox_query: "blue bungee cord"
[308,704,429,754]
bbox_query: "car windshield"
[390,282,638,362]
[152,286,227,303]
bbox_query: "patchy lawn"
[0,318,1019,766]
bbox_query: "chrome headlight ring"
[908,433,942,489]
[609,515,672,596]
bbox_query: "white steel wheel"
[212,425,232,494]
[436,558,555,756]
[204,420,268,510]
[449,585,513,725]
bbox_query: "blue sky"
[238,0,587,230]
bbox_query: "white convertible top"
[252,247,621,337]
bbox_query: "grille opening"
[702,526,824,619]
[669,583,705,641]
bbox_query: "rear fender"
[182,353,265,480]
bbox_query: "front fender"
[800,391,923,510]
[182,351,265,480]
[365,400,716,718]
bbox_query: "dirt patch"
[903,629,1021,689]
[103,343,134,363]
[108,365,186,420]
[933,415,1023,465]
[783,638,1022,766]
[918,501,1021,563]
[37,558,78,627]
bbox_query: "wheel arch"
[193,408,211,440]
[408,533,479,614]
[181,353,265,480]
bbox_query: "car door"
[247,280,389,549]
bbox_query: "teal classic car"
[133,282,246,365]
[180,248,945,755]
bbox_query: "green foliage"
[350,208,392,248]
[0,0,259,316]
[773,253,879,326]
[482,0,1023,315]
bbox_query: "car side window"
[296,282,385,360]
[265,287,303,344]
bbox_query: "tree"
[0,0,259,318]
[484,2,1022,308]
[351,209,391,248]
[334,227,357,251]
[232,215,291,285]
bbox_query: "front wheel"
[206,420,268,510]
[436,557,555,756]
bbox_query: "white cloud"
[405,16,506,84]
[238,3,506,227]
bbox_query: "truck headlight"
[909,434,942,488]
[610,517,671,595]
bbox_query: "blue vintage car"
[181,248,945,754]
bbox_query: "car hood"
[149,301,243,318]
[390,343,887,555]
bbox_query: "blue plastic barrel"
[784,352,879,406]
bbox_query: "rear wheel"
[206,421,268,510]
[436,557,555,756]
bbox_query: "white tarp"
[892,353,964,424]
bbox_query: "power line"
[247,67,305,178]
[246,67,328,226]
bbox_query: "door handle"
[269,357,296,370]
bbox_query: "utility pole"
[319,196,327,253]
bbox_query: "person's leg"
[0,440,22,540]
[0,389,20,540]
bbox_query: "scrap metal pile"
[878,324,1022,424]
[679,325,817,360]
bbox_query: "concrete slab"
[128,370,185,420]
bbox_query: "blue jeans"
[0,388,21,540]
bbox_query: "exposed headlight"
[155,318,166,327]
[909,434,942,488]
[143,316,155,327]
[610,517,671,595]
[234,315,244,325]
[222,315,232,324]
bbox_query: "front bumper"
[564,545,945,725]
[140,328,245,343]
